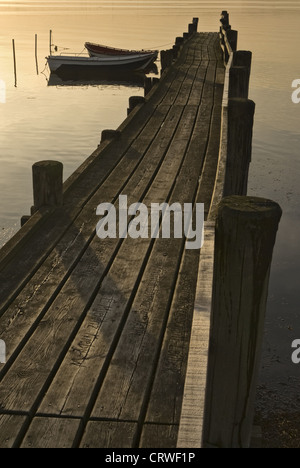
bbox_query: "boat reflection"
[47,63,158,88]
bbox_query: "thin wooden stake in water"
[35,34,39,74]
[49,29,52,56]
[12,39,17,87]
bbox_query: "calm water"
[0,1,300,416]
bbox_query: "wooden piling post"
[230,50,252,98]
[12,39,17,87]
[160,49,173,72]
[226,29,238,52]
[188,23,194,36]
[224,98,255,196]
[100,129,121,143]
[35,34,39,74]
[127,96,145,115]
[228,66,250,99]
[232,50,252,69]
[173,36,183,58]
[221,10,229,28]
[32,161,63,213]
[203,195,282,448]
[49,30,52,56]
[160,50,167,71]
[144,76,153,96]
[193,17,199,31]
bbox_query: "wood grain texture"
[0,31,226,449]
[0,414,27,448]
[21,417,81,448]
[177,223,215,448]
[203,197,282,448]
[140,424,179,448]
[80,421,137,448]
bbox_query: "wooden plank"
[20,417,81,448]
[139,424,178,449]
[144,247,200,426]
[0,414,27,448]
[0,104,172,375]
[174,65,200,106]
[89,98,215,425]
[141,70,219,426]
[80,421,137,448]
[0,103,186,414]
[187,60,209,106]
[38,38,221,427]
[160,36,209,107]
[177,223,215,448]
[37,104,197,419]
[197,104,222,218]
[90,236,185,421]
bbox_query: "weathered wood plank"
[90,107,214,426]
[0,104,172,369]
[80,421,138,448]
[144,247,199,426]
[0,102,186,414]
[177,223,215,448]
[20,417,81,448]
[139,424,179,449]
[187,60,209,106]
[0,414,27,448]
[142,67,222,426]
[197,104,222,217]
[37,104,199,419]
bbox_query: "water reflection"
[47,64,158,87]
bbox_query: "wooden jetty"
[0,13,281,448]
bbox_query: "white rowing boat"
[46,51,158,73]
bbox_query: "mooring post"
[232,50,252,70]
[34,34,39,75]
[161,49,173,72]
[193,17,199,31]
[228,66,250,99]
[100,129,121,143]
[32,160,63,214]
[144,76,153,96]
[127,96,145,115]
[12,39,17,87]
[49,29,52,56]
[224,98,255,196]
[221,10,229,28]
[230,50,252,98]
[188,23,194,36]
[203,195,282,448]
[173,36,183,58]
[226,29,238,52]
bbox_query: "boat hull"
[47,52,158,73]
[85,42,156,58]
